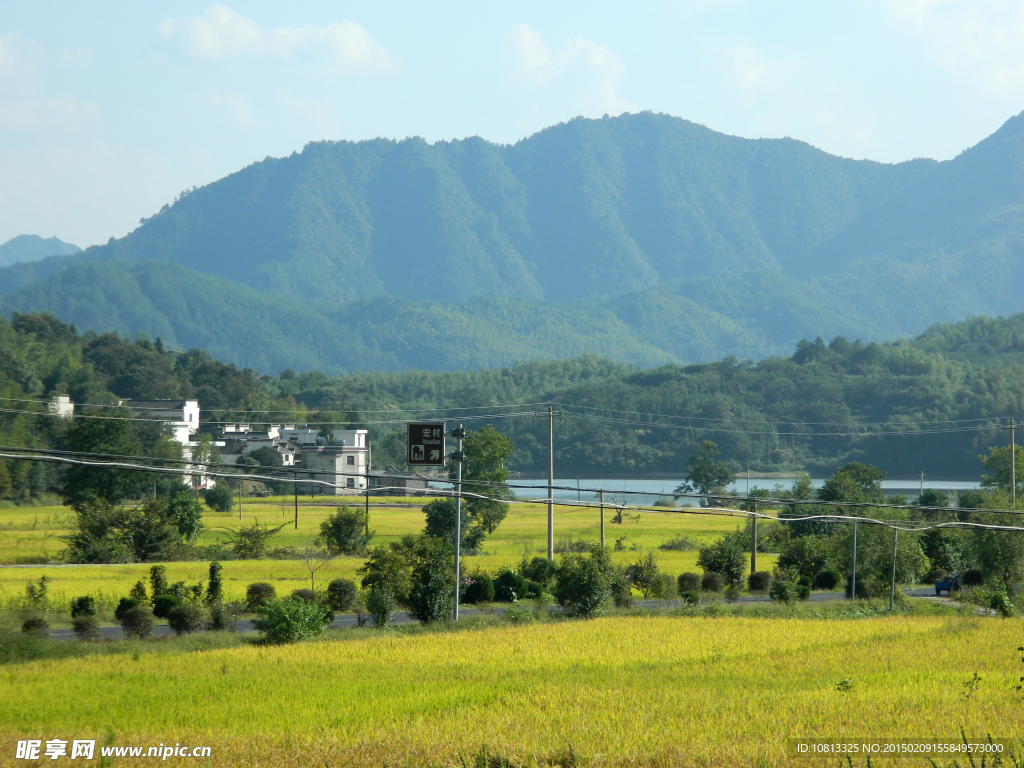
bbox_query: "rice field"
[0,497,775,612]
[0,613,1021,766]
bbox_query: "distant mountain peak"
[0,235,80,268]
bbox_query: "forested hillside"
[4,310,1024,492]
[4,110,1024,371]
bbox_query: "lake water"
[458,477,983,507]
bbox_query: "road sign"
[408,422,446,466]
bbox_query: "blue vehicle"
[934,574,959,595]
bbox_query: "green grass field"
[0,612,1020,767]
[0,497,774,614]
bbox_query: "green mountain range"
[0,235,79,268]
[3,110,1024,373]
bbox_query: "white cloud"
[166,6,394,74]
[733,46,767,87]
[0,96,102,133]
[886,0,1024,96]
[205,92,256,130]
[510,24,633,115]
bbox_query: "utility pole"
[889,526,898,611]
[746,467,749,496]
[451,425,465,621]
[238,483,242,521]
[547,405,554,561]
[750,513,757,575]
[1002,417,1017,508]
[851,523,858,600]
[920,471,924,499]
[293,471,298,530]
[599,489,605,549]
[364,484,370,537]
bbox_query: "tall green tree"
[679,441,733,499]
[449,426,514,534]
[59,411,144,510]
[980,445,1024,501]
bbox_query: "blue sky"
[3,1,1024,247]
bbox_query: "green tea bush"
[523,580,543,599]
[245,582,276,611]
[797,585,811,600]
[494,570,528,602]
[813,570,840,590]
[748,571,771,591]
[677,572,701,592]
[463,574,495,604]
[152,594,182,619]
[701,572,725,592]
[290,589,316,604]
[253,598,333,643]
[326,578,359,612]
[119,607,153,639]
[167,604,204,635]
[21,618,48,635]
[519,557,558,588]
[70,596,96,618]
[114,597,139,621]
[770,579,798,604]
[72,616,100,641]
[797,575,812,588]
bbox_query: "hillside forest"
[2,311,1024,507]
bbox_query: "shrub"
[987,588,1016,618]
[659,573,678,599]
[463,574,495,604]
[208,601,227,631]
[318,506,372,555]
[494,570,528,602]
[365,584,396,628]
[625,552,663,598]
[119,607,154,639]
[797,585,811,600]
[252,597,333,643]
[962,568,984,587]
[152,594,183,619]
[245,582,277,611]
[696,536,746,586]
[167,604,205,635]
[114,597,139,621]
[677,572,701,592]
[776,535,835,580]
[523,580,543,599]
[724,585,740,601]
[679,590,700,606]
[813,569,840,590]
[72,615,101,641]
[70,596,96,618]
[701,572,725,592]
[770,579,798,604]
[129,581,148,604]
[613,581,634,608]
[658,536,698,551]
[149,565,169,601]
[21,618,48,635]
[519,557,559,588]
[228,520,286,560]
[206,562,223,605]
[748,571,771,591]
[797,575,812,588]
[204,484,233,512]
[407,536,456,623]
[290,589,317,604]
[326,579,359,612]
[554,546,614,619]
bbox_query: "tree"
[204,484,233,513]
[972,513,1024,588]
[422,498,486,553]
[980,445,1024,500]
[249,446,283,467]
[450,426,515,534]
[318,506,372,555]
[679,441,733,501]
[406,536,455,623]
[554,545,614,618]
[624,552,664,598]
[696,533,746,586]
[59,411,144,509]
[225,520,286,559]
[166,489,203,542]
[818,462,886,504]
[301,547,333,592]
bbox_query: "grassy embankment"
[0,612,1021,767]
[0,497,775,617]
